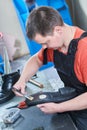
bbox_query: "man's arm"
[58,92,87,112]
[13,53,43,95]
[37,92,87,114]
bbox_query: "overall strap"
[43,48,47,65]
[74,31,87,44]
[79,32,87,40]
[68,32,87,55]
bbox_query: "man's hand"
[37,102,61,114]
[13,80,26,97]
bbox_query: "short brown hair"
[26,6,64,40]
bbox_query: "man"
[13,6,87,130]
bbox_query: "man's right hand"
[12,80,26,97]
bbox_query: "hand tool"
[12,87,34,101]
[29,79,44,88]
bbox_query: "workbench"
[0,67,77,130]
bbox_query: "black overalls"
[43,32,87,130]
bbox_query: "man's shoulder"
[74,26,85,39]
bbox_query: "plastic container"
[36,0,72,25]
[0,56,4,74]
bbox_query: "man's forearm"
[58,92,87,112]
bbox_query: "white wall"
[0,0,29,59]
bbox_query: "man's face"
[34,27,64,50]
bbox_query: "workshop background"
[0,1,87,129]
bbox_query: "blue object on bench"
[12,0,54,70]
[0,55,4,74]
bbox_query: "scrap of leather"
[17,101,28,109]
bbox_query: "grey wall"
[66,0,87,31]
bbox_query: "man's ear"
[53,26,63,35]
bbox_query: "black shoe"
[25,87,78,107]
[0,70,20,104]
[2,70,20,91]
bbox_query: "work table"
[0,67,77,130]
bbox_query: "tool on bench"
[12,87,34,101]
[2,108,21,124]
[29,79,44,88]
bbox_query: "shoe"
[0,70,20,104]
[25,87,78,107]
[2,70,20,91]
